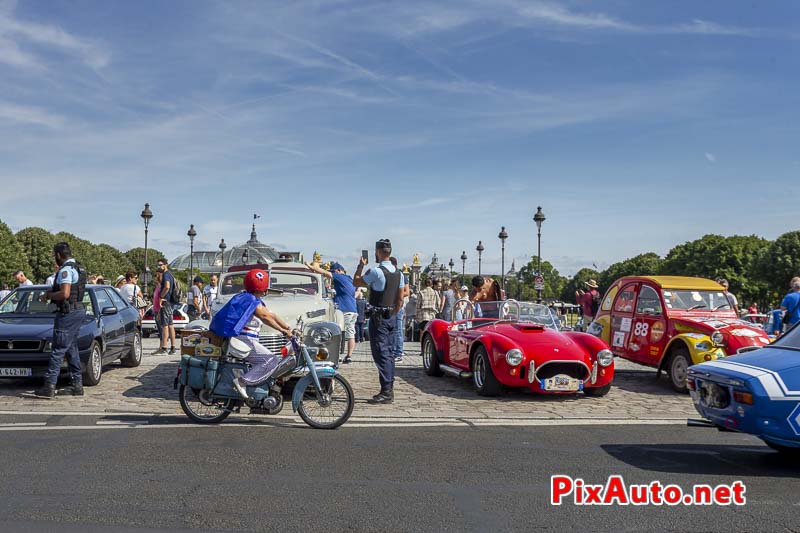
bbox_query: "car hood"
[491,323,588,360]
[0,316,55,338]
[672,317,768,339]
[691,347,800,398]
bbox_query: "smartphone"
[361,250,369,262]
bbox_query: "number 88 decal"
[633,321,649,337]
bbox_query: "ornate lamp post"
[533,206,546,303]
[498,226,508,293]
[242,248,249,265]
[187,224,197,288]
[448,258,455,280]
[218,238,227,275]
[460,251,467,278]
[140,203,153,296]
[476,241,484,276]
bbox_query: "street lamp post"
[242,248,249,265]
[187,224,197,288]
[476,241,484,276]
[218,238,227,275]
[448,258,455,280]
[533,206,546,303]
[460,251,467,278]
[140,203,153,297]
[498,226,508,293]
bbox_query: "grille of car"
[259,333,289,353]
[0,340,42,351]
[534,361,590,381]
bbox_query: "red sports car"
[421,300,615,397]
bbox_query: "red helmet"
[244,269,270,293]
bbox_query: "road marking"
[0,422,47,427]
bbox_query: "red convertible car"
[421,300,615,397]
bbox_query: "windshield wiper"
[712,304,731,311]
[688,304,707,310]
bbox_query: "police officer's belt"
[368,307,394,319]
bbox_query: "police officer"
[354,239,404,404]
[33,242,87,399]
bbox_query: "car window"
[83,293,95,316]
[94,289,115,313]
[614,284,638,313]
[662,290,729,311]
[106,288,128,309]
[0,289,57,314]
[636,286,663,315]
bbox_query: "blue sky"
[0,0,798,276]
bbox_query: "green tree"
[755,231,800,305]
[15,227,55,283]
[95,243,135,279]
[598,252,663,291]
[0,219,30,285]
[124,247,166,279]
[505,257,567,301]
[561,267,601,302]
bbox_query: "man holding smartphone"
[354,239,404,404]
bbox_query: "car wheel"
[83,341,103,386]
[584,383,611,397]
[472,346,502,396]
[422,334,443,377]
[121,330,143,368]
[669,346,691,393]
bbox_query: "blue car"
[0,284,142,386]
[688,324,800,454]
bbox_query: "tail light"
[280,345,290,357]
[173,312,183,320]
[144,311,153,319]
[733,391,754,405]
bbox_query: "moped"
[175,319,354,429]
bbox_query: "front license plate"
[0,368,32,377]
[542,375,581,391]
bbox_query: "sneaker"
[343,356,352,364]
[32,384,55,399]
[57,384,84,396]
[232,377,249,399]
[394,356,404,363]
[168,348,177,355]
[369,390,394,404]
[153,347,167,355]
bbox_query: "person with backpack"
[33,242,87,398]
[575,279,601,332]
[154,258,179,355]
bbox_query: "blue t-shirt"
[769,308,783,335]
[362,261,405,292]
[331,272,357,313]
[55,259,79,287]
[161,271,175,301]
[781,292,800,325]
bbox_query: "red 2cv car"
[588,276,770,393]
[421,300,615,397]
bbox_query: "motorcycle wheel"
[179,385,234,424]
[297,374,354,430]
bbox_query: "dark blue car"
[0,284,142,386]
[688,323,800,454]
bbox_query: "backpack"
[590,290,601,316]
[167,273,184,304]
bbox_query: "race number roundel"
[651,321,666,343]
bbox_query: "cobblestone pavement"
[0,338,698,423]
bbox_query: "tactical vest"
[368,266,401,308]
[52,259,87,313]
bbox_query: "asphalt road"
[0,423,798,533]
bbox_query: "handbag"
[133,285,148,310]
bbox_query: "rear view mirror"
[101,307,118,316]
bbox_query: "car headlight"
[306,308,326,319]
[711,331,724,346]
[505,349,523,366]
[42,341,52,352]
[310,327,333,346]
[597,349,614,367]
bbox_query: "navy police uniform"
[44,258,86,388]
[363,258,404,396]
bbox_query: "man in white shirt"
[13,270,33,287]
[203,275,218,318]
[44,263,59,286]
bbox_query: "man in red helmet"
[210,269,293,399]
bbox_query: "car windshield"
[0,289,57,315]
[220,271,319,296]
[515,302,559,329]
[769,324,800,351]
[662,290,731,312]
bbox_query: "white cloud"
[0,102,63,127]
[705,152,716,163]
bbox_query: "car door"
[106,288,135,352]
[609,283,639,360]
[94,289,124,359]
[627,284,668,365]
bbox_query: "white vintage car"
[188,262,345,363]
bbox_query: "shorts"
[342,312,358,340]
[159,301,174,326]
